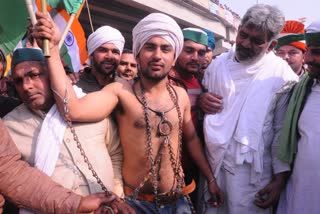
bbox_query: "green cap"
[12,48,45,68]
[182,28,208,46]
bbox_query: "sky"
[220,0,319,26]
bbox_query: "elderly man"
[0,118,118,214]
[275,20,306,78]
[276,21,320,214]
[33,11,223,213]
[3,48,132,213]
[116,49,138,81]
[76,26,125,93]
[200,4,298,214]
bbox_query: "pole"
[41,0,50,57]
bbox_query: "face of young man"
[91,43,121,77]
[275,45,305,75]
[201,47,214,70]
[305,45,320,78]
[235,23,273,64]
[136,37,176,81]
[176,40,206,76]
[12,61,53,111]
[116,53,138,80]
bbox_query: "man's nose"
[22,78,33,91]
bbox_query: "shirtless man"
[33,12,223,213]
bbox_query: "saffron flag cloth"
[34,0,87,72]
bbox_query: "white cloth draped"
[20,86,85,214]
[132,13,183,60]
[203,46,297,184]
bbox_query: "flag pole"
[59,13,76,49]
[25,0,37,25]
[41,0,50,57]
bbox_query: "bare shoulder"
[170,84,190,112]
[101,80,132,94]
[171,84,189,101]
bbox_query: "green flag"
[0,0,28,54]
[47,0,83,15]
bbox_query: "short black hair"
[122,49,133,54]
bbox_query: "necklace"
[133,81,177,137]
[132,80,183,205]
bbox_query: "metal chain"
[61,101,117,214]
[137,81,194,211]
[65,118,112,196]
[166,83,196,214]
[140,83,160,208]
[166,83,183,191]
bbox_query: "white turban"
[305,21,320,33]
[87,26,125,56]
[132,13,183,60]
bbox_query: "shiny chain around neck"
[134,80,184,207]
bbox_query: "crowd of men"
[0,3,320,214]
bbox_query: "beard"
[140,69,168,81]
[92,58,118,76]
[139,60,170,81]
[235,45,266,65]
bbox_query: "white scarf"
[20,86,85,214]
[203,46,297,184]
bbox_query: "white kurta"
[277,82,320,214]
[202,47,298,214]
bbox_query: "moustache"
[236,46,251,55]
[186,60,200,67]
[101,59,117,64]
[148,60,164,67]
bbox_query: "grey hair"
[241,4,285,41]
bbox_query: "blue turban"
[203,29,216,50]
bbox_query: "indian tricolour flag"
[33,0,88,72]
[0,0,87,75]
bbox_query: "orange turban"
[276,20,306,52]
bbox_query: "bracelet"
[208,177,216,184]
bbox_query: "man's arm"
[32,12,118,122]
[0,119,79,213]
[105,118,124,197]
[179,90,224,207]
[255,87,294,208]
[198,92,223,114]
[0,119,119,213]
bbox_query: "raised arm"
[32,12,118,122]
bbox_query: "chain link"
[136,81,195,212]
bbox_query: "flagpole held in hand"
[41,0,50,57]
[25,0,37,25]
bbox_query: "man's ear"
[172,58,176,67]
[267,40,278,53]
